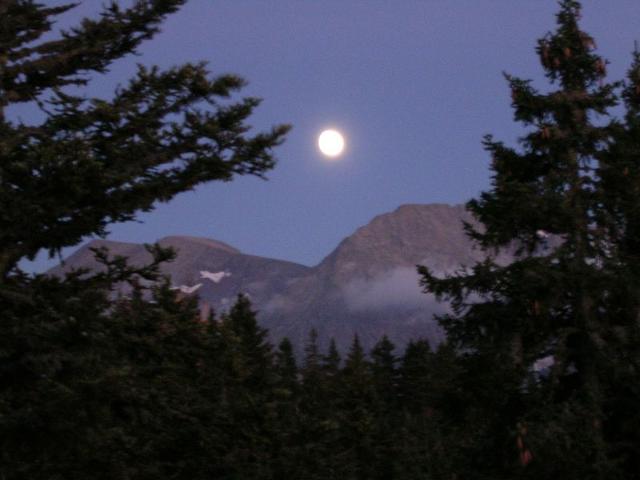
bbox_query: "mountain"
[50,204,490,352]
[49,236,311,313]
[260,204,487,351]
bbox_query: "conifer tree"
[0,270,114,478]
[0,0,289,280]
[221,294,273,382]
[103,281,216,479]
[369,335,400,479]
[323,337,342,377]
[1,3,290,477]
[271,338,299,478]
[342,335,371,397]
[217,295,275,479]
[394,339,437,478]
[398,339,432,414]
[419,1,638,477]
[296,329,339,479]
[596,49,640,476]
[338,335,377,480]
[300,328,323,401]
[370,335,398,408]
[274,337,298,396]
[0,272,221,479]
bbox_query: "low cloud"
[342,267,441,312]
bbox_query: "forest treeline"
[0,276,487,479]
[2,269,637,479]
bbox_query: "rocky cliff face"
[51,204,488,352]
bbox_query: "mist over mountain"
[51,204,491,351]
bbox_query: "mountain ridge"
[50,203,482,351]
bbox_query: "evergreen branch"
[2,0,186,104]
[0,62,290,269]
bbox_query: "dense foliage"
[3,278,636,479]
[0,282,467,480]
[0,1,290,477]
[0,0,289,279]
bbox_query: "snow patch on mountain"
[200,270,232,283]
[171,283,203,294]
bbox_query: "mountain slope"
[51,236,311,312]
[260,204,484,351]
[50,204,489,352]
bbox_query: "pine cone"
[541,126,551,139]
[541,45,551,66]
[520,449,534,466]
[580,33,596,50]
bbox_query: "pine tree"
[419,1,638,477]
[323,337,342,377]
[301,328,323,402]
[398,339,432,414]
[217,295,275,479]
[370,335,398,408]
[221,294,273,382]
[0,4,290,477]
[369,335,400,479]
[0,271,221,479]
[591,45,640,479]
[271,338,299,477]
[104,280,217,479]
[274,337,298,397]
[295,329,339,479]
[0,0,289,280]
[342,335,372,400]
[394,339,436,479]
[338,335,377,480]
[0,270,115,478]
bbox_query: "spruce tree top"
[420,0,630,375]
[467,0,617,256]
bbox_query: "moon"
[318,129,345,157]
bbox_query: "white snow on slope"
[171,283,203,294]
[200,270,231,283]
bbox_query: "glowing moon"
[318,129,345,157]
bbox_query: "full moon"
[318,129,345,157]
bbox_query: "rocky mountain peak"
[316,203,477,283]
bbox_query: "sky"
[18,0,640,272]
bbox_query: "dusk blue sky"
[19,1,640,272]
